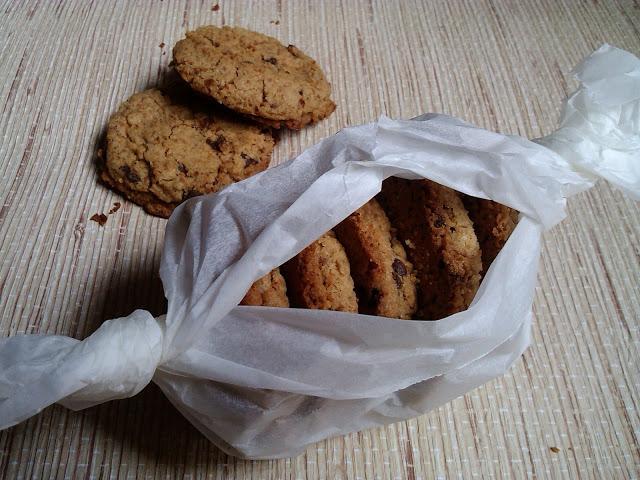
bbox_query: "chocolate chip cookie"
[173,26,335,129]
[378,178,482,320]
[282,231,358,312]
[101,88,274,217]
[241,268,289,307]
[462,196,519,272]
[334,199,417,319]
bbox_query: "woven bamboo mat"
[0,1,638,478]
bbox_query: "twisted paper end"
[536,44,640,200]
[0,310,163,429]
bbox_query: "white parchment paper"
[0,44,637,459]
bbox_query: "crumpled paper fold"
[0,44,637,459]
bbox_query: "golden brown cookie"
[378,178,482,320]
[281,231,358,312]
[173,26,335,129]
[240,268,289,307]
[101,88,274,218]
[462,196,519,272]
[334,199,417,319]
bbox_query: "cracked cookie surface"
[173,26,335,129]
[101,88,274,217]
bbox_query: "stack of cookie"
[241,179,518,321]
[100,26,336,217]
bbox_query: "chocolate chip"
[392,259,407,276]
[434,216,445,228]
[450,226,456,232]
[206,136,225,152]
[241,153,258,167]
[177,162,188,174]
[120,165,140,183]
[391,259,407,288]
[263,56,278,65]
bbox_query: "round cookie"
[334,199,417,319]
[173,26,335,129]
[282,231,358,313]
[462,196,519,272]
[101,88,274,217]
[378,178,483,320]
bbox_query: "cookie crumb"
[90,213,108,226]
[212,4,220,11]
[159,42,165,48]
[549,447,560,453]
[108,202,121,214]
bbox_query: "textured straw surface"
[0,1,638,478]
